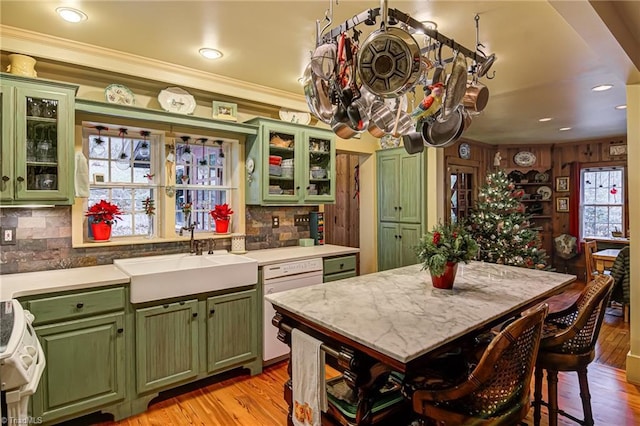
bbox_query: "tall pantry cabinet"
[376,147,426,271]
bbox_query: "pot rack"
[318,6,490,69]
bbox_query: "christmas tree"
[469,170,549,269]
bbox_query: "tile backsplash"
[0,205,317,274]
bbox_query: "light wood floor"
[68,283,637,426]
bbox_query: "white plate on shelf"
[513,151,537,167]
[537,185,552,200]
[158,87,196,115]
[105,84,135,106]
[278,109,311,125]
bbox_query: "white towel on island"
[292,328,327,426]
[74,151,90,198]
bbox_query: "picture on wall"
[556,176,569,192]
[212,101,237,121]
[557,197,569,212]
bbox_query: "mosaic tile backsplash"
[0,205,317,274]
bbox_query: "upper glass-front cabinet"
[245,118,335,205]
[0,74,77,205]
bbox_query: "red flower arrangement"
[210,203,234,221]
[86,200,123,225]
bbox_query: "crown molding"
[0,25,309,111]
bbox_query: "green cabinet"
[135,299,199,394]
[206,289,258,373]
[245,118,335,205]
[323,255,358,282]
[0,73,77,205]
[20,286,126,425]
[377,148,426,271]
[378,223,422,271]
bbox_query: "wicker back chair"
[583,240,598,282]
[533,274,614,426]
[408,303,549,425]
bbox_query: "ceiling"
[1,0,639,145]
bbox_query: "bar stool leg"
[577,368,594,426]
[547,370,559,426]
[533,367,543,426]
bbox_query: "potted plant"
[415,221,479,289]
[210,203,234,234]
[86,199,122,241]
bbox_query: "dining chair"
[583,240,599,282]
[405,303,549,426]
[532,274,614,426]
[610,246,630,322]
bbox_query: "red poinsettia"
[86,200,122,225]
[210,203,234,221]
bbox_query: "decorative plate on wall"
[105,84,135,106]
[458,142,471,159]
[513,151,537,167]
[536,185,552,200]
[158,87,196,115]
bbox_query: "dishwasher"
[263,258,323,364]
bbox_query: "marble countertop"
[1,265,130,300]
[266,261,576,364]
[0,245,359,300]
[242,244,359,266]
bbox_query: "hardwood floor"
[68,282,637,426]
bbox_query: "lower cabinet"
[323,255,358,282]
[135,299,199,394]
[206,289,258,373]
[378,223,422,271]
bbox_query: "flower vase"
[215,219,230,234]
[430,262,458,289]
[146,215,154,239]
[91,221,112,241]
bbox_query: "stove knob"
[25,345,37,357]
[21,354,34,369]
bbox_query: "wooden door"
[324,153,360,248]
[448,164,477,223]
[378,222,400,271]
[399,223,422,267]
[398,152,423,223]
[377,151,400,222]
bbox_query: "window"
[581,167,624,238]
[174,138,233,233]
[86,127,158,238]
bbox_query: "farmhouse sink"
[114,252,258,303]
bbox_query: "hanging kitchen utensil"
[402,131,424,154]
[310,43,337,81]
[431,42,446,85]
[422,106,464,147]
[357,0,422,98]
[368,100,396,136]
[303,63,334,124]
[441,52,468,121]
[477,53,496,78]
[462,80,489,113]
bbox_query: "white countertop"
[1,265,130,300]
[242,244,359,266]
[266,261,576,364]
[0,245,359,300]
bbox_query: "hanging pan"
[303,63,334,124]
[440,52,468,120]
[357,0,422,98]
[422,106,465,148]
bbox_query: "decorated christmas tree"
[469,170,549,269]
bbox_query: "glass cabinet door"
[14,87,70,201]
[304,130,335,203]
[262,124,301,202]
[0,86,15,201]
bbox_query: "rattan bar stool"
[406,303,549,426]
[533,274,614,426]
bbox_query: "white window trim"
[579,166,625,239]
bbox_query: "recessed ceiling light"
[56,7,87,23]
[592,84,613,92]
[559,127,572,131]
[538,117,552,122]
[199,48,223,60]
[615,104,627,110]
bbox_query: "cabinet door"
[399,223,422,267]
[303,129,336,203]
[377,153,400,222]
[135,300,199,394]
[398,152,423,223]
[378,223,401,271]
[0,85,15,201]
[206,289,258,373]
[32,313,125,423]
[14,86,73,202]
[261,122,302,203]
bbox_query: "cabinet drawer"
[323,255,357,275]
[324,270,357,283]
[27,287,125,325]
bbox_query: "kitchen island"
[266,261,576,425]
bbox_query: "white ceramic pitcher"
[6,54,37,78]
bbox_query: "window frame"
[580,166,626,239]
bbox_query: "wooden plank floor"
[66,282,638,426]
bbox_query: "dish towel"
[74,151,90,198]
[292,328,327,426]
